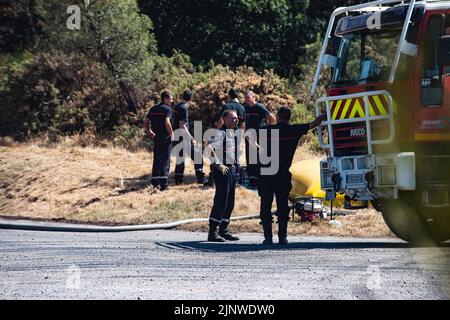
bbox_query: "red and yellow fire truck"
[311,0,450,243]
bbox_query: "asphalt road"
[1,224,449,300]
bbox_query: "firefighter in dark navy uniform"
[216,88,246,130]
[243,90,276,188]
[205,110,241,242]
[205,88,246,186]
[258,107,326,244]
[143,91,174,191]
[172,90,204,185]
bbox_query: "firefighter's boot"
[278,216,289,245]
[175,175,183,185]
[196,171,205,184]
[261,219,273,245]
[208,221,225,242]
[204,173,214,187]
[219,223,240,241]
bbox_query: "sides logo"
[350,128,366,137]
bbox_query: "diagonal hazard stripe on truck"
[330,94,389,120]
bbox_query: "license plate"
[346,174,364,184]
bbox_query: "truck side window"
[397,22,420,80]
[421,14,445,106]
[445,14,450,76]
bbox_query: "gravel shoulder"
[1,227,448,300]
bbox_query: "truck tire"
[417,207,450,244]
[379,194,438,245]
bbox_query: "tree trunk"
[87,10,138,114]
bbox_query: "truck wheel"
[380,196,437,246]
[417,207,450,244]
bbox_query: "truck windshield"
[333,31,401,86]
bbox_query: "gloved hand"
[216,164,230,175]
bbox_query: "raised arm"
[267,112,276,125]
[309,113,327,130]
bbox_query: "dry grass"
[182,208,393,238]
[0,138,393,237]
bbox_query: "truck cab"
[311,0,450,243]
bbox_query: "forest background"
[0,0,362,149]
[0,1,391,236]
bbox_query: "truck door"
[416,12,450,141]
[444,12,450,113]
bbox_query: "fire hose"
[0,210,289,233]
[0,204,306,233]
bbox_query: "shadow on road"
[154,240,443,253]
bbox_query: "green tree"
[0,1,44,53]
[139,0,314,76]
[139,0,365,76]
[35,0,158,113]
[0,0,161,137]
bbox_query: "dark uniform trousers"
[173,138,204,181]
[245,139,259,185]
[208,164,240,187]
[207,162,239,187]
[209,165,237,228]
[151,137,172,188]
[258,170,292,239]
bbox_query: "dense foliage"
[138,0,359,76]
[0,0,362,145]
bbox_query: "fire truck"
[311,0,450,243]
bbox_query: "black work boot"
[278,217,289,245]
[208,222,225,242]
[219,224,240,241]
[175,176,183,185]
[263,234,273,245]
[196,172,205,184]
[261,219,273,245]
[204,174,214,187]
[151,179,160,188]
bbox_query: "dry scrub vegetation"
[0,138,393,238]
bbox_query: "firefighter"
[205,110,241,242]
[143,91,174,191]
[243,90,276,188]
[205,88,246,186]
[258,107,326,244]
[172,90,204,185]
[216,88,246,130]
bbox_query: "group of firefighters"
[144,88,326,244]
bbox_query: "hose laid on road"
[0,201,349,233]
[0,213,263,233]
[1,197,323,234]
